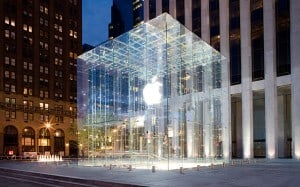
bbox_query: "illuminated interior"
[77,13,227,170]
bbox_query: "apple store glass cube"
[78,13,227,169]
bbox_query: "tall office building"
[0,0,82,157]
[109,0,144,39]
[109,0,299,160]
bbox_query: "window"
[5,16,9,24]
[5,71,9,78]
[11,85,16,92]
[5,30,9,37]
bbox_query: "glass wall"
[78,13,227,170]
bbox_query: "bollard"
[254,159,257,164]
[210,163,214,169]
[222,162,225,167]
[180,167,184,174]
[197,165,200,171]
[247,159,250,164]
[109,164,112,170]
[152,166,156,173]
[231,160,234,166]
[128,165,132,171]
[240,160,243,166]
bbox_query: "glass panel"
[78,13,227,170]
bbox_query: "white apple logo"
[143,76,162,105]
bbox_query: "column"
[201,0,210,43]
[264,0,278,159]
[240,0,253,159]
[220,0,231,160]
[169,0,176,18]
[144,0,150,21]
[184,0,192,30]
[290,0,300,159]
[156,0,162,15]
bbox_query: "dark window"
[176,0,185,25]
[192,0,201,37]
[149,0,156,19]
[209,0,220,51]
[162,0,169,13]
[276,0,290,76]
[251,0,264,81]
[229,0,241,85]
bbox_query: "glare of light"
[295,151,300,159]
[268,150,275,159]
[136,116,145,127]
[143,76,162,105]
[45,122,51,128]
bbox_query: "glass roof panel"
[78,13,224,80]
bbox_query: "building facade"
[141,0,300,160]
[0,0,82,157]
[108,0,144,39]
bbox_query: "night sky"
[82,0,112,46]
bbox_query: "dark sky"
[82,0,112,46]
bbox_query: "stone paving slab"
[0,159,300,187]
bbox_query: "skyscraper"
[108,0,144,39]
[0,0,82,157]
[110,0,300,160]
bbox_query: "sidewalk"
[0,159,299,187]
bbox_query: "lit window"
[5,30,9,37]
[45,67,49,74]
[24,75,28,82]
[5,17,9,24]
[23,24,28,31]
[24,88,28,95]
[11,111,16,119]
[45,7,48,14]
[5,57,9,64]
[5,71,9,78]
[45,91,49,98]
[5,111,10,118]
[28,26,32,32]
[11,85,16,92]
[11,19,15,26]
[11,58,15,66]
[29,88,33,95]
[11,72,15,79]
[74,31,77,38]
[29,76,33,83]
[24,61,28,69]
[29,63,33,70]
[69,30,73,36]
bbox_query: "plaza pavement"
[0,159,300,187]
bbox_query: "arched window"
[22,127,35,152]
[4,125,18,155]
[38,128,50,153]
[54,129,65,154]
